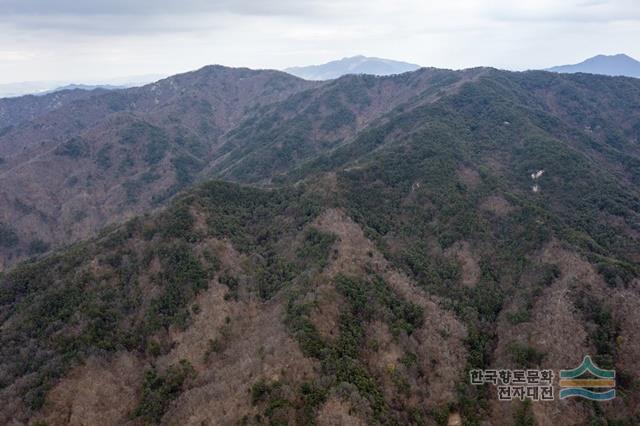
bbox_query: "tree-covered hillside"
[1,67,640,425]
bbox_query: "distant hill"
[285,55,421,80]
[40,84,124,95]
[0,82,122,98]
[0,74,164,98]
[547,53,640,78]
[0,88,108,130]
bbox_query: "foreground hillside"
[0,169,638,425]
[0,65,639,424]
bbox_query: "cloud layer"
[0,0,638,84]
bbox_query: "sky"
[1,0,639,85]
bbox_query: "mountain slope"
[0,66,317,269]
[1,132,639,424]
[285,55,421,80]
[0,66,478,270]
[0,66,639,425]
[1,66,640,273]
[210,68,481,182]
[547,54,640,78]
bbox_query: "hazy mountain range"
[284,53,640,81]
[3,54,638,100]
[546,53,640,78]
[0,74,165,98]
[285,55,421,80]
[40,84,126,95]
[0,61,639,425]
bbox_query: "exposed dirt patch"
[447,412,462,425]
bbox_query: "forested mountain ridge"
[0,66,476,270]
[0,66,318,270]
[0,65,639,425]
[3,65,638,272]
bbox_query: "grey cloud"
[487,0,640,23]
[0,0,337,35]
[0,0,639,84]
[2,14,223,36]
[0,0,326,17]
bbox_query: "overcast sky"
[1,0,639,84]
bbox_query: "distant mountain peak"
[546,53,640,78]
[285,55,421,80]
